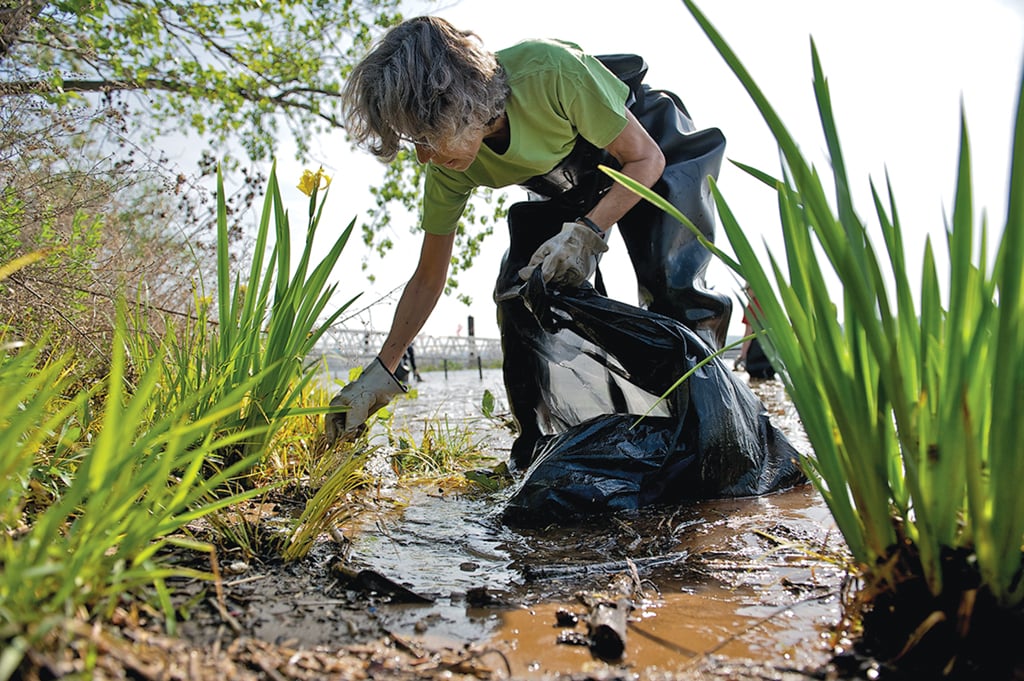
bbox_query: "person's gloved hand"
[325,357,407,443]
[518,220,608,287]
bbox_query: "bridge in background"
[310,327,502,378]
[310,327,744,380]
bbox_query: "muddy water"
[345,368,847,678]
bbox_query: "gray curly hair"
[341,16,509,162]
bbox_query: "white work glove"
[518,220,608,287]
[325,357,407,443]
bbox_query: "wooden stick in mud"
[524,550,689,581]
[578,571,638,660]
[588,596,631,659]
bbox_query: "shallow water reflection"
[344,368,844,677]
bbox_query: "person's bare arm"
[378,231,456,372]
[584,108,666,232]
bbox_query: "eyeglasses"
[397,133,436,151]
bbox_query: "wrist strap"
[372,356,409,392]
[575,216,607,240]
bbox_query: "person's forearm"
[585,110,666,232]
[585,124,663,231]
[585,156,664,230]
[377,232,454,373]
[378,279,445,371]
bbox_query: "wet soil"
[22,369,862,680]
[163,369,857,680]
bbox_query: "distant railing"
[309,327,502,377]
[309,327,744,379]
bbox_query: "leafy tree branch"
[0,0,403,159]
[1,0,511,307]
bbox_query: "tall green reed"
[607,0,1023,606]
[0,163,369,675]
[0,334,81,534]
[0,314,268,680]
[152,163,357,469]
[136,164,374,562]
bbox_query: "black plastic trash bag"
[497,54,735,469]
[745,338,776,380]
[493,52,803,526]
[500,274,805,527]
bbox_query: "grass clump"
[0,314,268,678]
[0,163,373,678]
[607,2,1024,676]
[139,164,357,477]
[387,413,492,479]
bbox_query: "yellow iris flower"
[297,167,332,196]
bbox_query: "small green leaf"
[481,389,495,419]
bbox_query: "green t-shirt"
[421,39,630,235]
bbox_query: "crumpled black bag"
[745,338,776,379]
[501,274,805,527]
[496,59,735,469]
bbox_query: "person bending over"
[326,16,730,444]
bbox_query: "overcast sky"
[278,0,1024,341]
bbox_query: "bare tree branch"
[0,0,47,58]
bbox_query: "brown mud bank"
[21,370,864,680]
[168,371,855,680]
[161,484,850,681]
